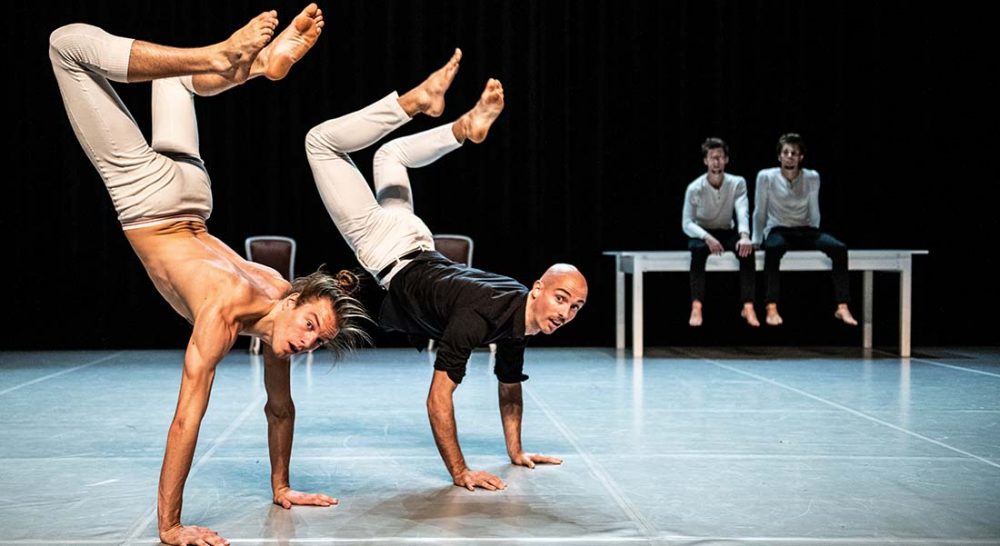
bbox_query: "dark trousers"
[762,226,849,305]
[688,229,755,304]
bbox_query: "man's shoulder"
[757,167,780,178]
[725,173,747,185]
[191,269,265,331]
[686,175,705,191]
[802,168,820,179]
[234,271,283,309]
[461,265,529,291]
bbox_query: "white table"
[604,250,928,357]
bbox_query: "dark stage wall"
[4,1,996,351]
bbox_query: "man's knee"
[689,240,709,255]
[826,239,847,251]
[817,235,847,257]
[373,141,403,166]
[305,124,348,160]
[762,239,786,253]
[49,23,100,61]
[304,126,325,156]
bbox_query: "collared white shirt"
[751,167,821,245]
[681,173,750,240]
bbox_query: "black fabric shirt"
[379,251,529,385]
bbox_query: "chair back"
[432,234,474,267]
[245,236,297,280]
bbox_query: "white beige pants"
[305,93,462,285]
[49,23,212,229]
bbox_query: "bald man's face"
[526,271,588,335]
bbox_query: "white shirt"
[681,173,750,240]
[752,167,821,245]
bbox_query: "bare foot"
[399,48,462,117]
[258,3,325,81]
[834,304,858,326]
[741,305,761,327]
[455,79,505,144]
[765,303,783,326]
[689,302,703,327]
[217,10,278,82]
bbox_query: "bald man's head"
[541,263,587,284]
[524,263,588,336]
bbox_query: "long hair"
[287,267,373,358]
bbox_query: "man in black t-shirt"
[305,49,589,491]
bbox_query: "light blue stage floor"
[1,347,998,545]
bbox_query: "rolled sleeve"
[434,311,488,384]
[494,338,528,383]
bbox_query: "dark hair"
[287,267,373,358]
[777,133,806,156]
[701,137,728,158]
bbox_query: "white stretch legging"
[49,23,212,229]
[306,93,463,285]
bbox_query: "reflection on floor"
[1,346,998,544]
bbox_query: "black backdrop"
[4,1,997,351]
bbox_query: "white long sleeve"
[681,174,748,239]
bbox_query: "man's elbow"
[264,400,296,421]
[168,414,203,437]
[427,390,452,412]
